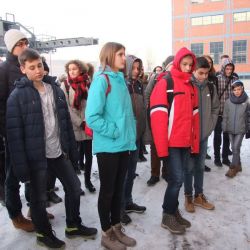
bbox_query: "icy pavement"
[0,136,250,250]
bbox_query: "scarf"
[68,74,90,110]
[229,91,248,104]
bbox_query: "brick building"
[172,0,250,79]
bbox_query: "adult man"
[0,29,34,232]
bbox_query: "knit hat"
[4,29,27,52]
[162,55,174,69]
[231,79,244,89]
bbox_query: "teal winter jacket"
[85,67,136,154]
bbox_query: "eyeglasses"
[15,40,29,48]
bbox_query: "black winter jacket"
[0,52,25,137]
[6,75,78,182]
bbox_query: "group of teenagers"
[0,28,250,250]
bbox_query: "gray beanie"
[4,29,27,52]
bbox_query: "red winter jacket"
[150,47,200,157]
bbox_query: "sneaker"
[37,231,65,249]
[222,159,231,167]
[65,224,97,239]
[27,208,55,220]
[85,181,96,193]
[147,176,160,186]
[185,195,195,213]
[194,194,215,210]
[101,228,126,250]
[204,165,211,172]
[125,202,146,214]
[214,159,223,167]
[120,211,132,225]
[175,209,191,228]
[47,191,62,204]
[113,223,136,247]
[206,153,211,160]
[161,213,185,234]
[225,168,237,178]
[12,213,35,232]
[138,155,147,162]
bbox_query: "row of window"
[191,40,247,64]
[191,11,250,26]
[191,0,222,3]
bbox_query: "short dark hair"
[195,57,210,70]
[221,54,229,60]
[18,48,41,66]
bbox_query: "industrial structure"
[172,0,250,79]
[0,13,98,56]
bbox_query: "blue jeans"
[162,147,189,214]
[184,139,208,196]
[122,140,140,208]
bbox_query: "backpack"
[147,72,174,130]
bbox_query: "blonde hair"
[99,42,125,70]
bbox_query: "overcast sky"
[1,0,172,70]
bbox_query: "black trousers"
[96,151,129,231]
[213,116,230,161]
[0,137,5,200]
[30,154,82,233]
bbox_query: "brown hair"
[87,62,95,80]
[203,55,216,74]
[65,60,88,75]
[18,48,40,66]
[99,42,125,70]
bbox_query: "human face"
[155,67,162,74]
[224,65,234,77]
[68,63,81,78]
[12,39,29,56]
[112,48,126,72]
[132,61,140,80]
[180,55,193,73]
[20,58,44,83]
[232,86,243,97]
[193,68,209,83]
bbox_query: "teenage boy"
[6,48,97,248]
[184,57,219,213]
[120,55,146,225]
[213,58,238,167]
[0,29,34,232]
[150,47,200,234]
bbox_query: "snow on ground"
[0,136,250,250]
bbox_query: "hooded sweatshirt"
[217,58,238,114]
[126,55,146,140]
[150,47,200,157]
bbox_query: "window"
[191,0,204,3]
[191,14,223,26]
[233,12,250,22]
[191,43,203,57]
[210,42,223,64]
[232,40,247,63]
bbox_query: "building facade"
[172,0,250,78]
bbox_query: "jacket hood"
[221,58,235,75]
[173,47,196,73]
[15,75,58,88]
[126,55,142,80]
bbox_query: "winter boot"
[101,228,126,250]
[175,209,191,228]
[235,164,242,172]
[12,213,35,232]
[185,195,195,213]
[65,224,97,239]
[37,230,65,249]
[225,167,237,178]
[161,213,185,234]
[194,194,215,210]
[112,223,136,247]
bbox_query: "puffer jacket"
[150,47,200,157]
[6,75,78,182]
[0,52,25,137]
[61,81,92,141]
[222,93,250,134]
[126,55,146,140]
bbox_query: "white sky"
[1,0,172,70]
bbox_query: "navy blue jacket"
[6,75,78,182]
